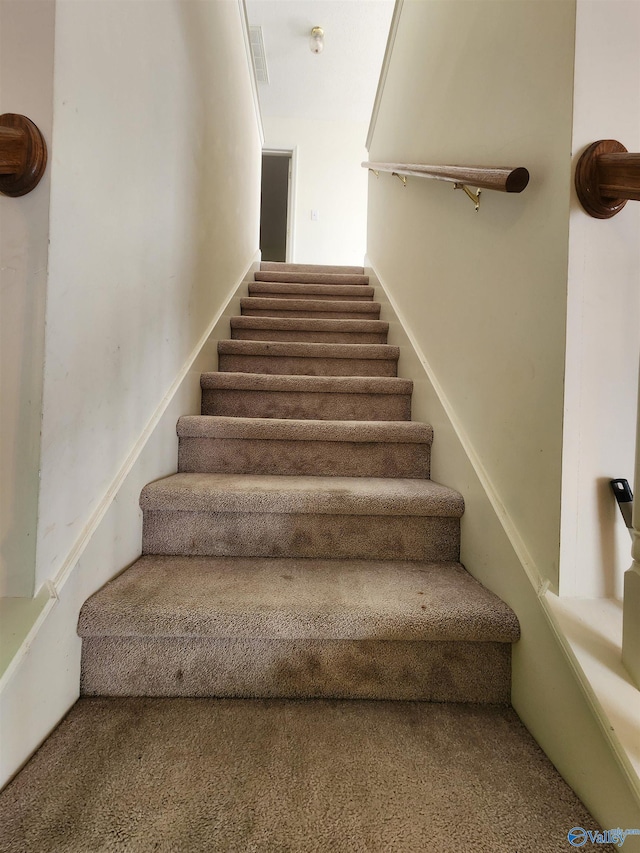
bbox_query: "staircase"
[77,261,520,701]
[0,263,611,853]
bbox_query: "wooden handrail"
[0,113,47,197]
[575,140,640,219]
[362,160,530,193]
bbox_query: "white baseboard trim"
[366,259,543,594]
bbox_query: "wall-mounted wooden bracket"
[0,113,48,197]
[454,182,481,212]
[575,139,640,219]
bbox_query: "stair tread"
[241,297,380,313]
[217,340,399,361]
[140,473,464,516]
[255,272,369,285]
[78,556,519,642]
[230,316,388,332]
[177,416,432,444]
[200,372,412,394]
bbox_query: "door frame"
[262,147,297,263]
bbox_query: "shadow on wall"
[176,0,261,348]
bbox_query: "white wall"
[367,0,576,592]
[35,0,262,591]
[0,0,55,597]
[1,0,262,787]
[560,0,640,599]
[263,116,368,266]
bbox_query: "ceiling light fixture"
[309,26,324,54]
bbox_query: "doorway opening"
[260,150,294,262]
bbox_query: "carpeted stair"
[217,340,399,376]
[176,416,433,477]
[239,296,381,319]
[230,315,389,343]
[0,262,613,852]
[200,373,413,420]
[248,281,376,300]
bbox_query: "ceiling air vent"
[249,26,269,84]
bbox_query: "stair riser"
[217,353,398,378]
[142,512,459,561]
[242,306,380,320]
[201,389,411,421]
[261,262,365,274]
[178,438,430,478]
[248,291,374,302]
[81,638,510,702]
[255,272,369,285]
[231,328,388,344]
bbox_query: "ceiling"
[245,0,395,124]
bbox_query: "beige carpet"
[0,698,612,853]
[77,263,514,700]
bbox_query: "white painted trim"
[0,585,56,693]
[367,259,544,594]
[366,0,404,153]
[623,369,640,686]
[543,593,640,801]
[288,147,298,263]
[238,0,265,146]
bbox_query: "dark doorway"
[260,152,291,262]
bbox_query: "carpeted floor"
[0,697,612,852]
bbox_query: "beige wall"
[35,0,262,590]
[263,116,368,266]
[0,0,55,597]
[367,0,576,591]
[369,266,640,832]
[561,0,640,599]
